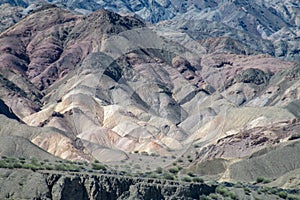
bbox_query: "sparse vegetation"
[163,173,175,180]
[192,177,204,183]
[215,185,238,199]
[168,167,180,174]
[181,176,192,182]
[187,172,195,177]
[277,191,288,199]
[256,176,271,184]
[155,167,163,174]
[243,187,251,195]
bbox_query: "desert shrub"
[177,159,183,163]
[181,176,192,182]
[188,159,193,162]
[67,165,81,172]
[199,195,210,200]
[23,163,39,170]
[163,173,175,180]
[168,167,180,174]
[209,193,218,200]
[30,158,39,165]
[216,186,230,196]
[147,173,159,179]
[45,165,54,170]
[287,194,300,200]
[0,160,7,168]
[156,167,163,174]
[55,164,68,171]
[228,191,238,199]
[243,187,251,195]
[94,160,100,163]
[5,157,17,163]
[12,163,22,168]
[268,188,278,194]
[277,191,288,199]
[256,176,271,184]
[91,163,106,171]
[187,172,195,177]
[192,177,204,183]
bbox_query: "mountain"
[0,2,299,199]
[1,0,299,62]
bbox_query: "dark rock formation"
[0,169,216,200]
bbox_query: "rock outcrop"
[0,169,215,200]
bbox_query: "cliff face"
[0,168,215,200]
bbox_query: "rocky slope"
[0,2,299,198]
[2,0,299,60]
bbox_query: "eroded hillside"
[0,3,299,199]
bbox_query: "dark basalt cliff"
[0,168,215,200]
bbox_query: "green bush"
[55,164,68,171]
[192,177,204,183]
[277,191,288,199]
[209,193,218,200]
[12,163,22,168]
[181,176,192,182]
[216,186,228,195]
[147,173,159,179]
[256,176,271,184]
[163,173,175,180]
[199,195,210,200]
[268,188,278,195]
[45,165,54,170]
[91,163,107,171]
[187,172,195,177]
[156,167,163,174]
[0,160,7,168]
[228,191,238,200]
[23,163,39,170]
[243,187,251,195]
[30,158,39,165]
[168,167,179,174]
[287,194,300,200]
